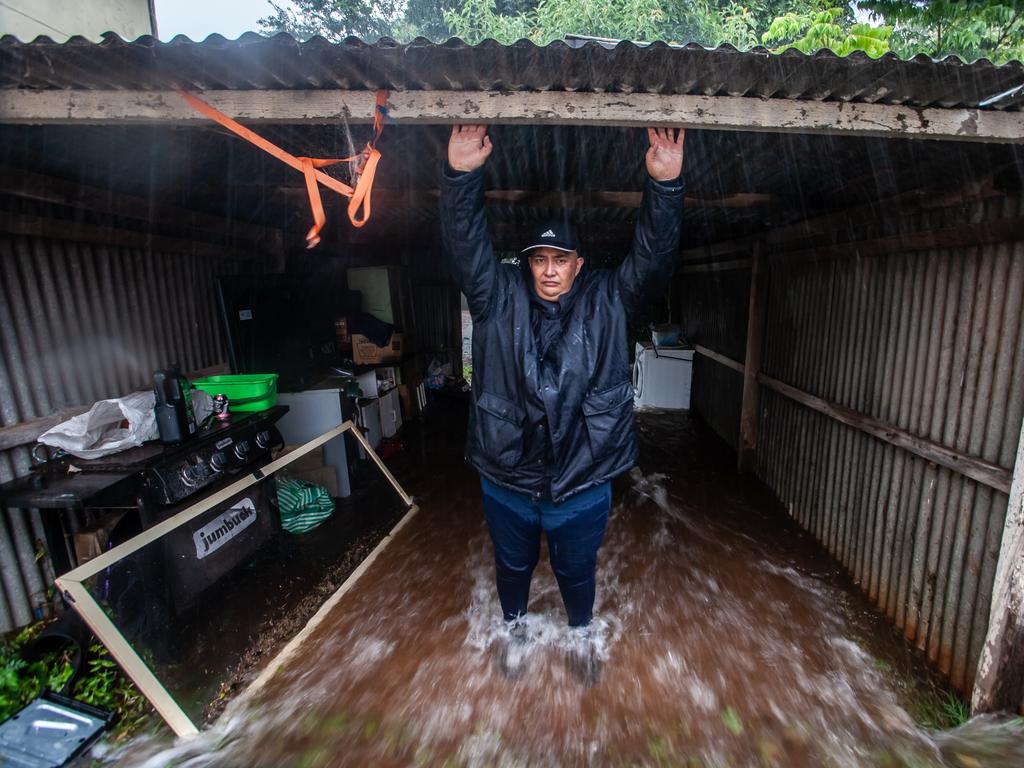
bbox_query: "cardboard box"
[352,332,404,365]
[290,466,341,498]
[278,445,326,473]
[73,512,125,566]
[334,316,351,348]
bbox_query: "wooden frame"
[678,177,1013,264]
[54,420,415,739]
[694,344,744,374]
[2,90,1022,143]
[0,211,249,259]
[694,347,1013,494]
[0,166,285,256]
[973,416,1024,713]
[737,242,766,473]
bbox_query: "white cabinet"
[276,389,352,497]
[355,398,382,452]
[378,388,402,439]
[633,343,694,410]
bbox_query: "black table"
[0,406,288,575]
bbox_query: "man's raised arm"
[440,125,500,323]
[615,127,687,316]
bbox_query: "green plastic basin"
[192,374,279,412]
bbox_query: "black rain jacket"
[440,164,685,502]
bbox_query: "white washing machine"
[633,343,694,410]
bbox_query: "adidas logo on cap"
[541,229,556,238]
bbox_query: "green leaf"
[721,706,744,736]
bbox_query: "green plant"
[0,624,73,722]
[264,0,1023,62]
[0,622,152,741]
[938,691,971,728]
[721,705,744,735]
[861,0,1024,63]
[762,3,893,56]
[913,690,971,730]
[77,644,152,739]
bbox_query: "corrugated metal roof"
[6,117,1014,253]
[1,33,1022,111]
[0,34,1020,254]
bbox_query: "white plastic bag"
[38,391,158,459]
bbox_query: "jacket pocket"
[582,381,635,461]
[476,391,525,468]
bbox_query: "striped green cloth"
[276,477,335,534]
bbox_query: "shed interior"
[1,36,1023,721]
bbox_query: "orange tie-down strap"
[178,89,388,248]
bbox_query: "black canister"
[153,366,197,444]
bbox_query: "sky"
[155,0,287,40]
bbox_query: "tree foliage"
[402,0,465,40]
[260,0,404,39]
[445,0,802,46]
[443,0,890,50]
[446,0,671,44]
[259,0,468,40]
[762,4,892,56]
[860,0,1024,62]
[258,0,1024,62]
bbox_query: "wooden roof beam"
[0,166,285,256]
[273,186,774,210]
[679,174,1010,262]
[2,89,1021,143]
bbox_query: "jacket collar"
[526,266,586,315]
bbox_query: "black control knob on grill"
[180,465,200,487]
[255,430,271,449]
[210,451,227,472]
[233,441,251,461]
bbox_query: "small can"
[213,393,231,421]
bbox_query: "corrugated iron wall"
[677,267,749,449]
[407,236,460,363]
[0,234,237,631]
[682,196,1024,694]
[690,354,743,450]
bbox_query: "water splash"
[100,413,1024,767]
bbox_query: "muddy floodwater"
[113,406,1023,767]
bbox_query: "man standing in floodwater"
[440,124,685,682]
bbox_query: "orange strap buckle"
[178,89,388,248]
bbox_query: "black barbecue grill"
[0,406,288,616]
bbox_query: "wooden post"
[972,415,1024,713]
[738,241,767,474]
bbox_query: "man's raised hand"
[449,125,493,173]
[645,127,685,182]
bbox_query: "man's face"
[527,247,584,302]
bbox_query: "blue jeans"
[480,476,611,627]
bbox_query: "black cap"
[520,217,579,254]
